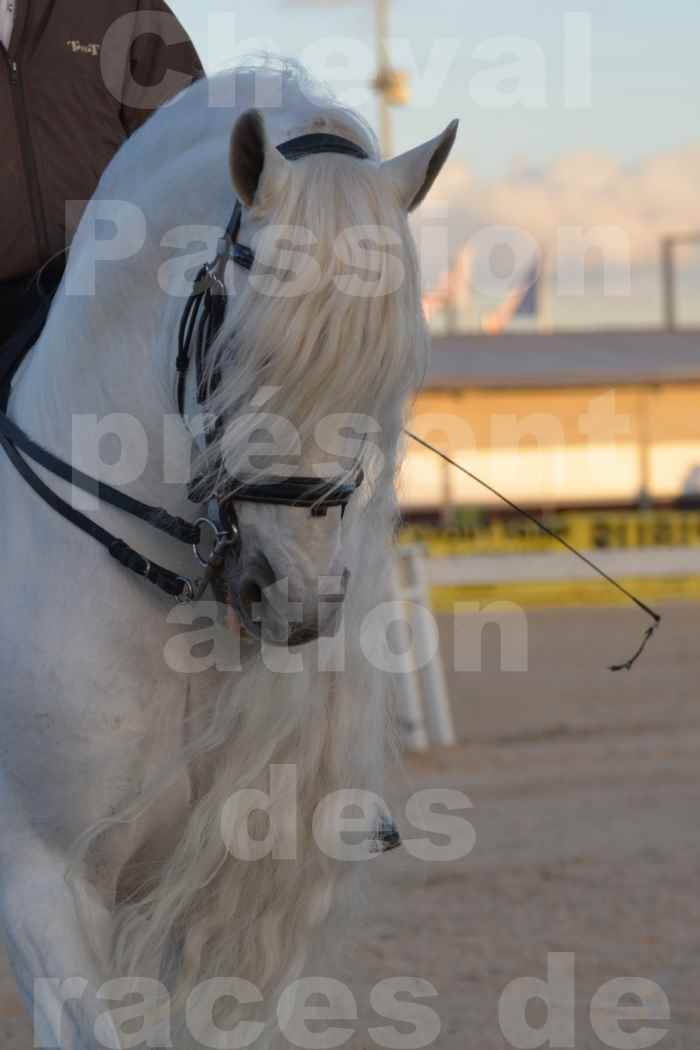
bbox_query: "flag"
[422,243,472,325]
[481,257,541,334]
[514,260,540,318]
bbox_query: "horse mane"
[73,60,428,1048]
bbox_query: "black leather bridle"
[0,132,370,602]
[175,132,369,526]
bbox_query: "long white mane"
[72,61,430,1048]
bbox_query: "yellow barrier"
[430,575,700,612]
[402,510,700,556]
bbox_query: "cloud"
[415,143,700,284]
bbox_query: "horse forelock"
[197,145,428,493]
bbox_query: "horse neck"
[10,87,373,508]
[11,238,191,515]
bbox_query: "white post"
[408,551,456,747]
[392,547,456,751]
[391,562,429,752]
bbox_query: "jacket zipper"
[7,55,51,265]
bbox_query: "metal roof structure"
[425,330,700,390]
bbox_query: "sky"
[169,0,700,176]
[168,0,700,327]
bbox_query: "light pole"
[372,0,410,158]
[374,0,392,157]
[660,231,700,330]
[661,236,677,331]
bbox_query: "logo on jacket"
[66,40,101,57]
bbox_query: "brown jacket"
[0,0,203,282]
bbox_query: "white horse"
[0,62,456,1047]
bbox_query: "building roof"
[425,330,700,390]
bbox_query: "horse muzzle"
[224,557,349,648]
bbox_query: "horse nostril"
[238,553,277,620]
[240,578,263,613]
[287,624,321,646]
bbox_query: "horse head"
[193,106,458,646]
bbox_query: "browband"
[225,131,371,253]
[276,132,370,162]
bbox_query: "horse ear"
[229,109,289,208]
[381,120,459,212]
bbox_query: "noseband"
[0,132,369,603]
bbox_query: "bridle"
[0,127,664,674]
[175,133,369,525]
[0,132,370,603]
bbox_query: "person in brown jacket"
[0,0,203,349]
